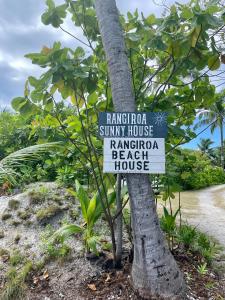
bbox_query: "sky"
[0,0,224,150]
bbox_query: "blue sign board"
[99,112,167,138]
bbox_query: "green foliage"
[176,224,197,249]
[174,224,217,264]
[41,225,71,260]
[9,250,25,266]
[17,210,31,220]
[197,262,208,275]
[8,200,20,210]
[166,149,225,190]
[0,111,33,160]
[0,142,62,186]
[1,0,225,269]
[54,181,116,255]
[36,204,62,222]
[2,213,12,221]
[42,1,67,28]
[28,186,49,205]
[1,261,32,300]
[56,165,77,187]
[160,206,180,234]
[193,232,217,264]
[159,207,218,264]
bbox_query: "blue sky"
[184,126,223,150]
[0,0,224,150]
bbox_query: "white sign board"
[103,138,165,174]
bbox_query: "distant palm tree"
[195,97,225,169]
[197,138,214,156]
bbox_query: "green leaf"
[208,55,220,70]
[11,97,27,111]
[170,5,176,14]
[206,5,220,14]
[53,224,82,242]
[163,206,169,217]
[87,196,96,225]
[87,92,98,105]
[190,26,201,47]
[147,36,167,51]
[146,14,156,25]
[181,7,193,19]
[86,235,99,255]
[167,41,181,57]
[127,32,141,42]
[41,4,67,28]
[31,90,43,102]
[28,76,39,88]
[18,100,38,118]
[75,180,89,222]
[46,0,55,9]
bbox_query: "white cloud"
[0,0,188,105]
[9,58,35,71]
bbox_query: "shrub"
[193,232,217,264]
[166,149,225,190]
[174,224,217,264]
[176,224,197,249]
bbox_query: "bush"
[172,224,217,264]
[166,149,225,190]
[176,224,197,249]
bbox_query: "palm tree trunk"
[220,118,224,169]
[95,0,185,298]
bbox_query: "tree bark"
[115,173,122,267]
[95,0,186,299]
[220,118,224,169]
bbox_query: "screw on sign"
[99,112,167,174]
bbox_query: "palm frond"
[194,118,215,130]
[0,165,18,185]
[0,142,62,185]
[210,122,217,134]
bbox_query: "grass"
[69,209,79,220]
[0,248,9,256]
[8,199,20,210]
[2,213,12,221]
[173,224,218,264]
[40,225,71,261]
[17,210,31,220]
[1,261,32,300]
[36,204,62,222]
[10,220,22,227]
[28,189,46,205]
[9,250,24,266]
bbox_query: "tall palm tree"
[195,97,225,169]
[197,138,214,156]
[95,0,185,299]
